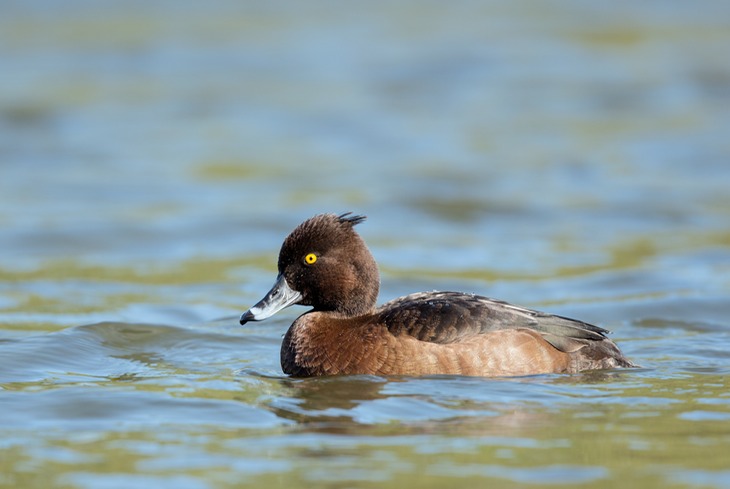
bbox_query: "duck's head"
[240,213,380,324]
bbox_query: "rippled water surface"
[2,1,730,488]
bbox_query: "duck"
[240,213,637,377]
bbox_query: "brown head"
[240,213,380,324]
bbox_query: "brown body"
[281,292,634,377]
[241,214,637,378]
[283,316,573,377]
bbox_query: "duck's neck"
[345,249,380,316]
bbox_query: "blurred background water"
[1,1,730,488]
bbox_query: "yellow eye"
[304,253,318,265]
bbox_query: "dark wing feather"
[377,291,610,353]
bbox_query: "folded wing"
[377,291,609,354]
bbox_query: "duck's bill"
[240,274,302,325]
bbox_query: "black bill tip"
[239,310,256,325]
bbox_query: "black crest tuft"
[337,212,367,226]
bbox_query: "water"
[2,1,730,487]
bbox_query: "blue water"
[2,1,730,488]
